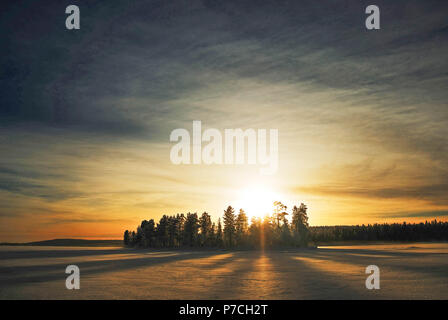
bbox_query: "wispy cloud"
[1,0,448,240]
[296,183,448,205]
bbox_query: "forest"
[310,220,448,242]
[124,202,448,248]
[124,202,309,248]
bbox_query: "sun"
[236,185,280,220]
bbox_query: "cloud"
[296,183,448,206]
[1,0,448,240]
[377,210,448,219]
[2,0,447,137]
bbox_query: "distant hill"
[0,238,123,247]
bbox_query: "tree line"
[310,220,448,242]
[123,202,310,248]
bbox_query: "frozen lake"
[1,243,447,299]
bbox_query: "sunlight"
[236,185,280,219]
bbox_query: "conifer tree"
[223,206,236,247]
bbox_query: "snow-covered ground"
[1,243,447,299]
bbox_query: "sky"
[1,0,448,241]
